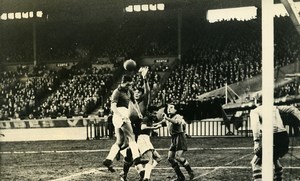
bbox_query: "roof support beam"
[281,0,300,35]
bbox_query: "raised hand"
[139,66,149,79]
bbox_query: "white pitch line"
[50,168,106,181]
[52,166,300,181]
[96,166,253,170]
[225,153,252,166]
[1,146,300,154]
[193,153,252,179]
[97,166,300,170]
[0,149,104,154]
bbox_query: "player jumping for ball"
[102,75,144,172]
[120,67,162,181]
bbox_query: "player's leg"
[117,133,129,161]
[103,128,123,172]
[137,134,158,181]
[120,148,133,181]
[152,149,162,168]
[174,133,194,180]
[273,160,283,181]
[251,155,262,181]
[175,150,194,180]
[122,121,142,164]
[104,110,129,171]
[142,150,155,181]
[120,150,145,181]
[120,148,144,181]
[168,150,185,181]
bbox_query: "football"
[123,59,137,71]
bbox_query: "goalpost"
[262,0,300,179]
[261,0,274,180]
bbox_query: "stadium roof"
[0,0,280,12]
[1,0,300,23]
[2,0,299,14]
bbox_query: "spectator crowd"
[1,16,299,120]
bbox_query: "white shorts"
[112,107,130,129]
[137,134,154,155]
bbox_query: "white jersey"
[250,105,286,141]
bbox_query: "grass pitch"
[1,137,300,181]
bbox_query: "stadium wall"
[0,117,105,142]
[0,117,103,129]
[0,116,296,141]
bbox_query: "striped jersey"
[167,114,186,136]
[250,105,286,141]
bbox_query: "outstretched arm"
[250,109,261,142]
[140,66,150,107]
[153,119,166,126]
[163,113,184,124]
[141,123,162,130]
[278,105,300,121]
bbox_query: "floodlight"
[125,5,133,12]
[207,6,257,23]
[157,3,165,10]
[22,12,29,18]
[134,5,141,12]
[149,4,157,11]
[8,13,14,19]
[141,4,149,11]
[37,11,43,18]
[29,11,34,18]
[15,12,21,19]
[1,13,7,20]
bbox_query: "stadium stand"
[1,14,299,120]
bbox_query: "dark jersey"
[167,114,186,136]
[111,86,135,108]
[139,116,153,135]
[129,92,148,117]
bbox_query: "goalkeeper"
[249,104,290,181]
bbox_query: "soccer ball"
[123,59,137,71]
